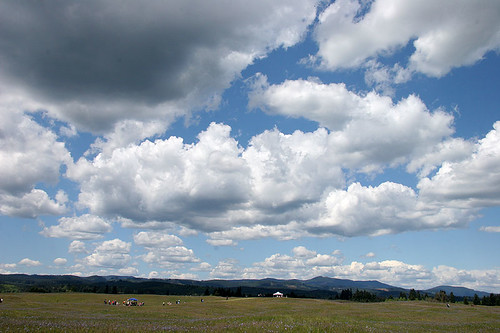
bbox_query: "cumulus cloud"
[82,239,131,269]
[0,0,317,134]
[292,246,318,259]
[249,76,454,172]
[418,122,500,208]
[142,246,200,266]
[209,259,243,279]
[207,223,308,246]
[209,246,344,280]
[432,265,500,293]
[53,258,68,266]
[18,258,42,267]
[0,263,17,274]
[133,231,183,248]
[0,108,70,194]
[407,138,475,178]
[207,247,499,292]
[134,231,199,267]
[243,127,344,207]
[0,109,70,218]
[313,0,500,77]
[41,214,112,240]
[67,115,494,239]
[68,123,251,231]
[118,267,139,276]
[0,190,67,219]
[307,182,475,237]
[68,240,88,254]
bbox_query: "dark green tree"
[449,292,455,303]
[463,296,469,305]
[473,294,480,305]
[340,289,352,300]
[434,290,447,303]
[409,289,417,301]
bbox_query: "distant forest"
[1,274,498,305]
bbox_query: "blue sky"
[0,0,499,293]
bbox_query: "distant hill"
[424,285,490,298]
[0,274,491,299]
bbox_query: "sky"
[0,0,499,293]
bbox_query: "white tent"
[273,291,283,297]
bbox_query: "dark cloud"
[0,0,317,132]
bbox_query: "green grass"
[0,293,499,332]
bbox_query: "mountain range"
[0,274,491,299]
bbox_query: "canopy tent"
[126,298,139,306]
[273,292,283,297]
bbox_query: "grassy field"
[0,293,499,332]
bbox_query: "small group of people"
[104,299,119,305]
[103,299,144,306]
[161,299,204,306]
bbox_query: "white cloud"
[0,263,18,274]
[118,267,139,276]
[207,223,305,246]
[241,247,344,280]
[292,246,317,259]
[307,182,474,237]
[306,254,343,267]
[67,115,493,239]
[82,239,131,269]
[363,60,413,95]
[313,0,500,77]
[41,214,112,240]
[479,226,500,233]
[18,258,42,267]
[249,76,454,173]
[243,127,345,207]
[133,231,183,248]
[209,259,243,279]
[0,109,70,194]
[418,122,500,208]
[0,108,70,218]
[68,123,251,231]
[0,189,67,218]
[142,246,200,266]
[193,262,212,272]
[68,240,87,254]
[432,265,500,293]
[168,272,199,280]
[53,258,67,266]
[206,239,238,247]
[407,138,475,178]
[207,247,500,292]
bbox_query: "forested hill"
[0,274,491,300]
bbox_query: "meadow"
[0,293,499,332]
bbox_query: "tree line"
[1,274,499,305]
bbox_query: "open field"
[0,293,499,332]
